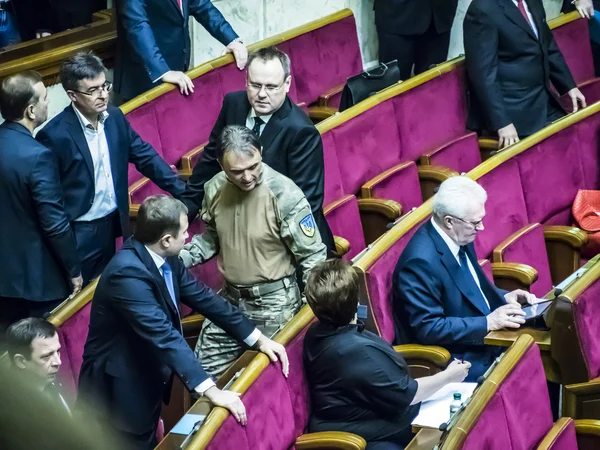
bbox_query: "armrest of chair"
[417,165,458,201]
[357,198,402,245]
[180,142,207,178]
[317,83,345,107]
[478,137,500,161]
[563,377,600,419]
[182,313,205,336]
[295,431,366,450]
[128,176,150,218]
[490,262,538,292]
[333,235,351,258]
[544,225,587,285]
[575,419,600,448]
[307,106,338,122]
[394,344,451,378]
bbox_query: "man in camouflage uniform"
[180,125,327,377]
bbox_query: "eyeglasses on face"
[71,81,113,97]
[246,79,287,94]
[451,215,484,228]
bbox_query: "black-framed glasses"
[452,216,484,229]
[71,81,113,97]
[246,78,287,95]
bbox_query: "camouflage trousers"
[195,275,301,379]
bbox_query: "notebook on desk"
[411,382,477,429]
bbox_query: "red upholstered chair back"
[287,14,362,107]
[56,302,92,396]
[363,161,423,212]
[206,327,310,450]
[462,344,553,450]
[475,159,529,259]
[324,195,367,261]
[494,224,554,298]
[394,66,469,163]
[539,418,579,450]
[552,17,595,85]
[478,259,494,283]
[322,131,345,206]
[572,278,600,380]
[421,132,482,175]
[361,220,426,343]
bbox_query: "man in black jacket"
[0,72,82,327]
[374,0,459,79]
[464,0,586,149]
[181,46,334,253]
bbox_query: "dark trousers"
[377,21,451,80]
[71,211,120,285]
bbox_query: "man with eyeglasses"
[37,52,186,285]
[392,176,536,381]
[181,46,335,254]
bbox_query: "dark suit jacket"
[0,122,80,301]
[36,105,185,238]
[304,320,419,446]
[464,0,576,136]
[393,221,507,380]
[114,0,238,100]
[374,0,458,36]
[181,91,334,251]
[78,238,256,434]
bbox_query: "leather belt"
[225,276,295,300]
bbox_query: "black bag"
[338,60,401,112]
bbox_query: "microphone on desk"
[553,288,563,298]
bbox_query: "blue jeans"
[0,8,21,47]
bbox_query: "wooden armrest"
[393,344,451,368]
[563,377,600,418]
[357,198,402,221]
[575,419,600,438]
[295,432,366,450]
[543,225,588,249]
[181,313,205,335]
[307,106,338,122]
[317,83,345,107]
[478,137,500,161]
[180,142,207,178]
[417,165,459,201]
[128,176,150,218]
[357,198,402,245]
[333,235,351,258]
[490,261,538,291]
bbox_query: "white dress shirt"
[512,0,539,39]
[246,108,273,136]
[72,105,118,222]
[430,219,491,310]
[145,246,261,394]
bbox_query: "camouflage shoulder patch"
[299,213,316,238]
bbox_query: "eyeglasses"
[452,216,484,229]
[246,79,287,95]
[71,81,113,97]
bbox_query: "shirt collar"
[145,246,166,271]
[72,104,109,131]
[248,108,273,125]
[431,217,461,257]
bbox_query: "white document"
[170,413,206,435]
[554,267,588,291]
[411,382,477,429]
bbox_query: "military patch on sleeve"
[299,213,316,238]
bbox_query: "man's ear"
[159,233,172,249]
[66,90,78,104]
[13,354,27,370]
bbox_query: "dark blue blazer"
[0,122,80,302]
[36,105,185,238]
[114,0,238,100]
[78,238,256,434]
[393,221,506,380]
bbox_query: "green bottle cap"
[453,393,462,400]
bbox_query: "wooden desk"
[405,428,442,450]
[485,327,560,383]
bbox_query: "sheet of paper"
[412,382,477,429]
[554,267,587,291]
[170,413,206,435]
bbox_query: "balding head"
[0,71,48,128]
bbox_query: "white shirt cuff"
[244,328,261,347]
[153,71,169,83]
[194,378,216,395]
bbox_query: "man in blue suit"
[114,0,248,101]
[37,53,186,285]
[79,195,289,450]
[0,72,82,326]
[393,176,535,381]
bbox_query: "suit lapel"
[65,108,95,180]
[427,222,490,316]
[169,0,184,18]
[499,0,538,41]
[260,97,291,156]
[103,116,120,194]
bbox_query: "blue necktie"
[161,261,179,316]
[458,247,490,313]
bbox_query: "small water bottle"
[449,392,462,416]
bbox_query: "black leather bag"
[338,60,401,112]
